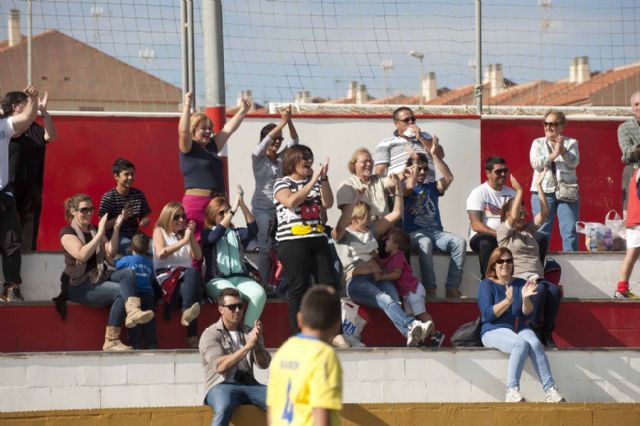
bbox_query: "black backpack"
[450,317,483,347]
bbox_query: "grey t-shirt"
[251,135,299,211]
[496,220,543,278]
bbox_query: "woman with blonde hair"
[202,186,266,327]
[152,201,203,348]
[178,92,251,240]
[60,194,154,351]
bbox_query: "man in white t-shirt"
[0,86,40,301]
[466,156,516,278]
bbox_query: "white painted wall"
[0,349,638,412]
[225,117,481,241]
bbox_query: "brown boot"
[186,336,199,349]
[181,302,200,326]
[103,326,132,351]
[446,288,464,299]
[125,297,155,328]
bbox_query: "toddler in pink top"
[376,229,445,346]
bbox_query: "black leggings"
[278,237,337,334]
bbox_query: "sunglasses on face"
[223,303,244,311]
[417,165,429,171]
[493,168,509,175]
[78,207,95,214]
[397,116,417,124]
[173,213,187,221]
[544,121,560,127]
[496,258,514,265]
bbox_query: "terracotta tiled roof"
[0,29,180,106]
[426,84,475,105]
[368,94,418,105]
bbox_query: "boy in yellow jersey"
[267,285,343,426]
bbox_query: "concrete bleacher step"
[6,252,640,302]
[1,348,639,414]
[1,299,639,352]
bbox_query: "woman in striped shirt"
[273,145,336,334]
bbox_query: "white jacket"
[529,136,579,193]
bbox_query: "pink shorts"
[182,194,212,241]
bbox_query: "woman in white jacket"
[529,110,580,252]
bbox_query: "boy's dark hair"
[112,157,136,175]
[406,153,429,167]
[260,123,277,141]
[388,228,411,252]
[1,91,28,117]
[130,232,150,255]
[300,285,341,331]
[218,287,241,305]
[484,156,506,172]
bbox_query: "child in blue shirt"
[115,232,158,349]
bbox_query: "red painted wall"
[38,115,625,252]
[480,119,624,252]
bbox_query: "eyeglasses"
[223,303,244,311]
[397,116,417,124]
[493,168,509,175]
[417,166,429,171]
[302,154,314,162]
[544,121,560,127]
[78,207,95,214]
[173,213,187,221]
[496,258,514,265]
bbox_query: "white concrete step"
[0,348,638,412]
[3,252,638,301]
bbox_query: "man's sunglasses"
[223,303,244,311]
[397,116,417,124]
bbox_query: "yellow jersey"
[267,334,343,425]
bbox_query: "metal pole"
[180,0,189,98]
[419,58,424,106]
[27,0,32,85]
[202,0,225,109]
[187,0,196,106]
[475,0,483,114]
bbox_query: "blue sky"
[1,0,638,107]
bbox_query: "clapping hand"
[535,167,546,187]
[510,174,522,192]
[184,220,196,240]
[319,157,330,180]
[97,214,108,236]
[240,97,252,113]
[505,284,514,303]
[522,280,539,299]
[38,92,49,114]
[113,213,125,230]
[280,104,292,121]
[24,85,39,99]
[430,135,441,157]
[247,320,263,348]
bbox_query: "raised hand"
[510,174,522,192]
[280,104,292,121]
[240,97,252,113]
[113,213,125,230]
[38,92,49,113]
[320,157,330,179]
[185,220,196,240]
[97,214,108,235]
[183,92,193,108]
[430,135,440,157]
[246,320,262,348]
[24,85,39,99]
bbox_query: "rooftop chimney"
[490,64,504,97]
[347,81,358,100]
[356,84,368,104]
[8,9,21,47]
[421,72,437,102]
[576,56,590,84]
[294,90,311,104]
[569,57,578,83]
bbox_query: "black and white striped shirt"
[98,187,151,238]
[273,177,326,242]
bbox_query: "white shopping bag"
[341,298,367,346]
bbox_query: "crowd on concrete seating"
[3,87,640,413]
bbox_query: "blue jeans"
[67,268,137,326]
[346,275,415,337]
[530,280,562,332]
[531,192,579,252]
[409,228,466,290]
[481,327,556,391]
[179,268,203,337]
[205,383,267,426]
[253,207,275,284]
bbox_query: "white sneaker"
[343,334,366,347]
[407,321,423,346]
[420,320,435,344]
[545,387,566,403]
[505,387,525,402]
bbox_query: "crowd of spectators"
[4,88,640,414]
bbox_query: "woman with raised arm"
[497,174,562,348]
[273,145,336,333]
[60,194,154,351]
[251,105,298,287]
[478,247,565,403]
[202,185,266,327]
[178,92,251,240]
[153,201,203,348]
[530,109,580,251]
[333,178,434,346]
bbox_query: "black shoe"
[11,285,24,301]
[543,331,557,348]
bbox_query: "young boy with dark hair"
[267,285,343,425]
[376,229,445,347]
[98,157,151,255]
[115,232,158,349]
